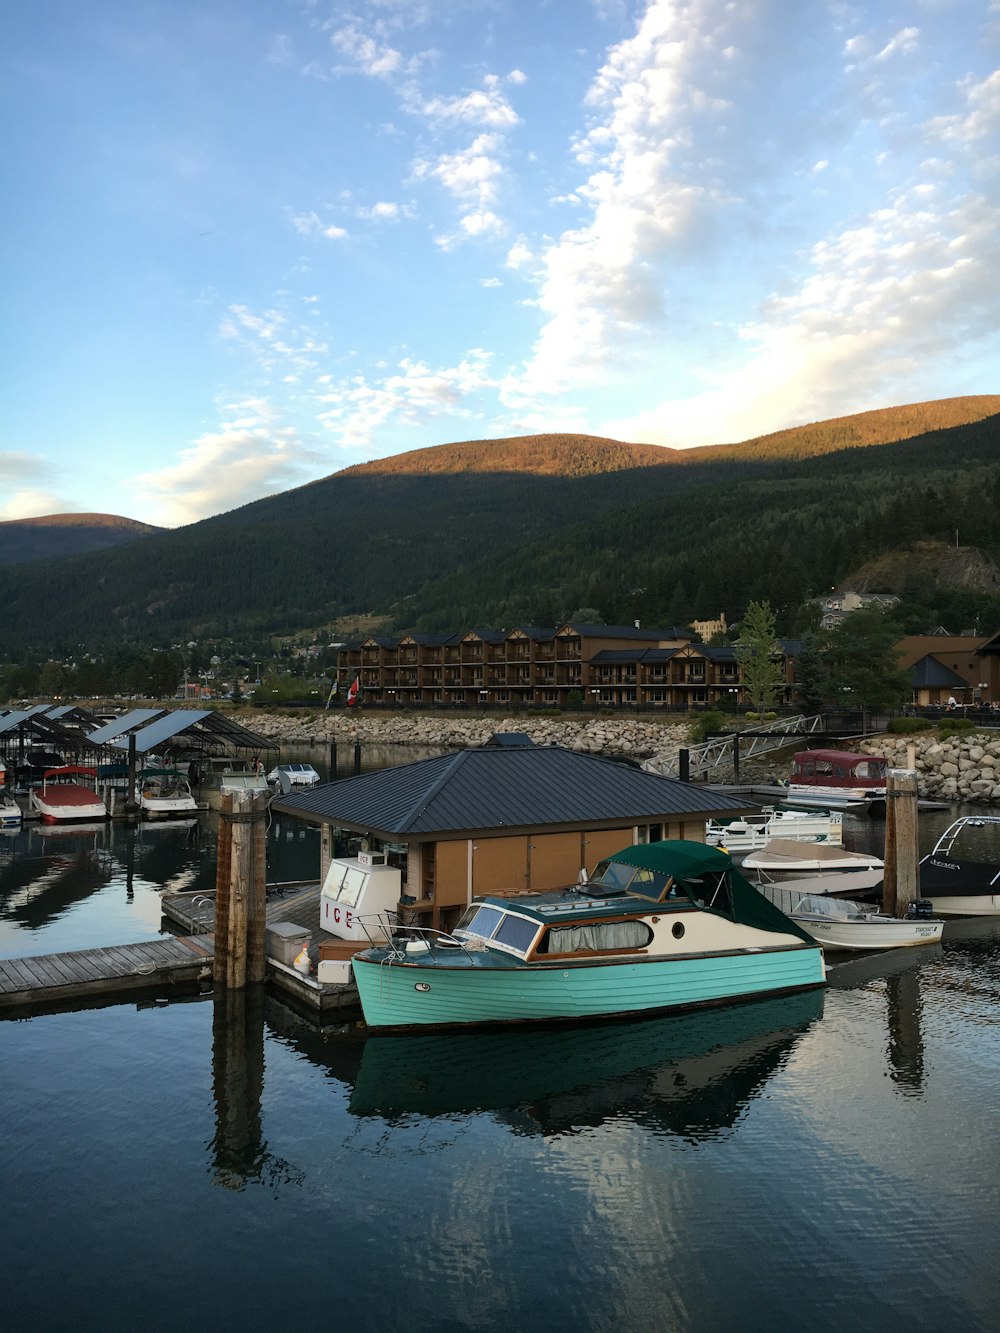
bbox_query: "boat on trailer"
[919,815,1000,916]
[29,767,107,823]
[754,881,943,951]
[351,840,825,1032]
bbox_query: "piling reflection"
[210,985,304,1192]
[886,968,925,1094]
[265,990,824,1141]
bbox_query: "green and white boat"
[351,841,826,1031]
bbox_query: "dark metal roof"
[590,648,679,664]
[484,732,535,747]
[107,708,278,756]
[566,623,695,641]
[910,655,969,688]
[273,746,754,836]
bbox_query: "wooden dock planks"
[0,934,215,1011]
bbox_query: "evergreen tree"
[824,605,911,710]
[735,600,785,714]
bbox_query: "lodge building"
[336,622,802,712]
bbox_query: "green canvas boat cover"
[606,840,816,945]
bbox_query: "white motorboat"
[136,768,199,818]
[705,805,842,854]
[267,762,321,790]
[1,789,22,830]
[756,881,943,951]
[741,838,884,897]
[919,815,1000,916]
[29,767,108,823]
[189,756,270,809]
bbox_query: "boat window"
[589,860,637,891]
[543,921,652,953]
[492,914,538,954]
[814,760,834,776]
[455,904,505,940]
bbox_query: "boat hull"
[352,946,825,1031]
[794,916,944,951]
[921,895,1000,917]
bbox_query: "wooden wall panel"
[435,839,471,907]
[472,835,529,897]
[528,832,585,890]
[581,827,632,873]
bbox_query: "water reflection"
[264,990,824,1141]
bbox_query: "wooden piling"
[353,739,362,775]
[883,768,919,917]
[214,789,268,990]
[329,740,338,780]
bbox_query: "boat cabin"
[790,750,888,789]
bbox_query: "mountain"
[0,513,163,567]
[1,396,999,654]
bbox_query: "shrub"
[688,709,728,743]
[744,710,759,721]
[761,711,778,721]
[938,717,975,737]
[887,717,934,734]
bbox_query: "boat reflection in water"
[269,989,824,1139]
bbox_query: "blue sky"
[3,0,998,528]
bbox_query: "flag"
[324,677,339,711]
[347,676,360,706]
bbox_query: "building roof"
[106,708,277,757]
[909,655,970,688]
[589,648,679,664]
[566,623,695,641]
[273,745,754,837]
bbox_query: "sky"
[2,0,999,529]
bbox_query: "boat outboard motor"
[906,899,934,918]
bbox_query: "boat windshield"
[588,859,672,899]
[454,905,539,955]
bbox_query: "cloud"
[290,210,348,239]
[329,25,405,79]
[0,455,75,519]
[418,74,520,128]
[315,349,498,447]
[413,132,508,243]
[130,399,320,527]
[602,182,1000,447]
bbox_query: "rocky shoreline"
[243,710,1000,803]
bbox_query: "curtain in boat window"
[547,921,651,952]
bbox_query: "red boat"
[29,767,108,823]
[782,749,888,812]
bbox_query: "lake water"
[2,752,1000,1331]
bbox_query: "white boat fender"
[293,942,312,976]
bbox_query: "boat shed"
[102,708,277,761]
[273,744,757,931]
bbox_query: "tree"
[734,600,785,714]
[823,605,911,710]
[792,635,826,713]
[38,660,66,697]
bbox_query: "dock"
[0,880,362,1019]
[0,934,214,1014]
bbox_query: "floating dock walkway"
[0,934,214,1014]
[1,881,360,1018]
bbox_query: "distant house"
[692,612,727,641]
[273,743,755,932]
[820,590,900,630]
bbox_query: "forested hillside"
[2,397,998,654]
[0,513,162,566]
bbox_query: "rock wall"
[242,710,691,760]
[861,732,1000,803]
